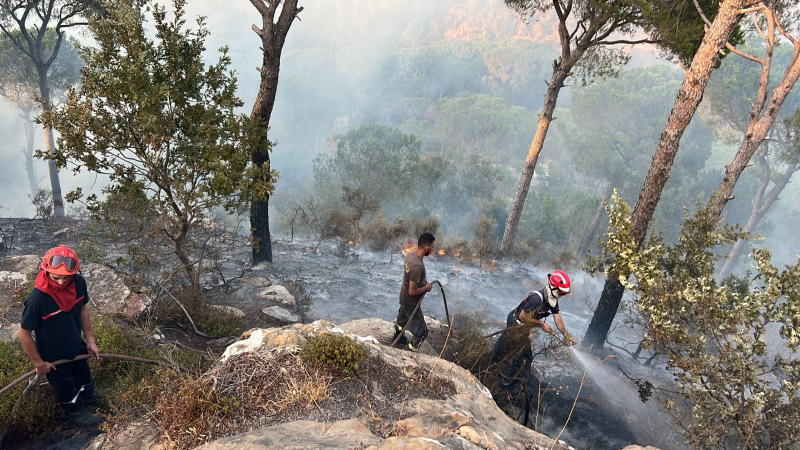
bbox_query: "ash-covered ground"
[0,219,687,450]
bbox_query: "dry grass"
[127,351,332,450]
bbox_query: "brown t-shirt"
[399,252,427,305]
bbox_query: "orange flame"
[438,249,446,256]
[401,245,416,255]
[348,240,354,245]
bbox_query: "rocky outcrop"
[0,255,150,320]
[79,263,151,318]
[206,320,567,450]
[257,284,295,307]
[89,320,666,450]
[260,305,300,323]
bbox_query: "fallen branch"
[157,282,210,338]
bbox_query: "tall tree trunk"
[583,0,747,350]
[715,160,797,283]
[578,184,613,258]
[498,64,572,256]
[249,0,303,264]
[21,108,39,196]
[707,39,800,220]
[37,70,64,217]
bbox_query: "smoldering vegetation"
[1,1,799,450]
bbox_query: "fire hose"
[390,280,450,348]
[0,353,195,398]
[483,321,573,345]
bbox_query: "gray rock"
[0,322,20,343]
[81,263,151,318]
[0,255,40,275]
[257,285,295,307]
[231,276,272,300]
[210,304,246,318]
[260,306,300,324]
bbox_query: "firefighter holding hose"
[18,244,102,427]
[391,233,436,352]
[493,270,576,390]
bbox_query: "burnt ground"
[0,217,685,450]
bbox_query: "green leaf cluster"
[300,332,368,376]
[41,0,275,286]
[595,193,800,449]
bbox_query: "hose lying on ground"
[0,353,195,398]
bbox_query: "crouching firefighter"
[18,245,102,427]
[493,270,576,390]
[391,233,435,352]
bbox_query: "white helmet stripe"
[551,272,570,292]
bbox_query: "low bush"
[300,332,368,376]
[0,340,60,446]
[0,317,207,447]
[139,352,331,449]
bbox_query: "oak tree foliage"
[42,0,273,291]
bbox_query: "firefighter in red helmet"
[493,270,576,390]
[19,245,102,427]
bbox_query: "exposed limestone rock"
[230,276,271,301]
[83,421,162,450]
[0,256,149,319]
[88,320,666,450]
[208,321,561,449]
[196,418,380,450]
[0,255,40,276]
[81,263,151,318]
[210,304,245,318]
[260,305,300,323]
[0,322,20,342]
[0,255,40,307]
[257,284,295,306]
[339,317,450,356]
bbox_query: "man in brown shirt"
[392,233,435,351]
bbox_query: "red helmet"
[548,270,571,294]
[40,244,80,276]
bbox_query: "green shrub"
[300,332,367,376]
[198,313,244,339]
[0,340,60,445]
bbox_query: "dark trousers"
[46,359,94,412]
[395,301,427,346]
[492,311,533,382]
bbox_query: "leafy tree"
[479,38,555,107]
[702,9,800,221]
[427,94,535,164]
[0,0,102,217]
[390,41,486,99]
[313,124,421,237]
[595,194,800,449]
[497,0,654,256]
[249,0,303,264]
[584,0,755,349]
[42,0,271,292]
[473,214,497,269]
[564,65,713,256]
[0,29,81,197]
